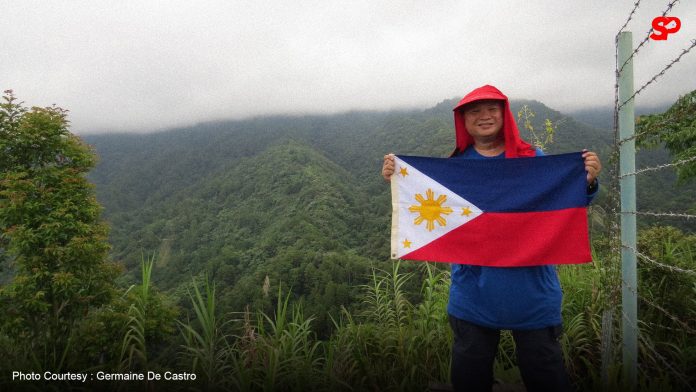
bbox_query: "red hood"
[452,85,535,158]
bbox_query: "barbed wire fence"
[609,1,696,390]
[620,282,695,391]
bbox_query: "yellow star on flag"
[399,167,409,177]
[402,239,412,248]
[461,206,472,217]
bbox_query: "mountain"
[82,98,695,331]
[566,103,672,130]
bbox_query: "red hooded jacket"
[452,85,535,158]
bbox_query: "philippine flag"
[390,152,592,266]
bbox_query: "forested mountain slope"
[83,98,694,322]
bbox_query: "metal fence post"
[617,31,638,390]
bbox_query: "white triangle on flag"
[391,156,483,259]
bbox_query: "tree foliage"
[0,90,119,366]
[517,104,556,151]
[637,89,696,181]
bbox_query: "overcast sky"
[3,1,695,134]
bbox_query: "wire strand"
[617,113,681,145]
[619,306,695,391]
[622,244,696,276]
[618,155,696,177]
[617,0,681,75]
[622,211,696,220]
[618,39,696,111]
[617,1,642,37]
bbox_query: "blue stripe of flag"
[399,152,588,212]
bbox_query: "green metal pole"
[618,31,637,390]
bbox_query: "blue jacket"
[446,146,596,330]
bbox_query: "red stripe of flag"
[401,207,591,267]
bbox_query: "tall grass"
[224,288,321,391]
[3,242,690,391]
[179,276,229,389]
[173,253,693,391]
[112,229,694,391]
[119,253,155,371]
[168,262,452,391]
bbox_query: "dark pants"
[449,315,572,392]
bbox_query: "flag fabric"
[390,152,592,267]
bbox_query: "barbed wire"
[638,342,696,392]
[612,5,695,388]
[637,297,696,341]
[617,0,681,75]
[618,39,696,111]
[620,308,695,392]
[622,279,696,334]
[613,0,686,138]
[617,130,645,146]
[617,1,642,37]
[644,320,696,335]
[623,211,696,220]
[622,244,696,276]
[616,112,682,145]
[618,155,696,178]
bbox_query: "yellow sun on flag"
[408,188,453,231]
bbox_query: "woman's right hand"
[382,153,395,181]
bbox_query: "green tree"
[637,89,696,181]
[0,90,119,368]
[517,104,556,151]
